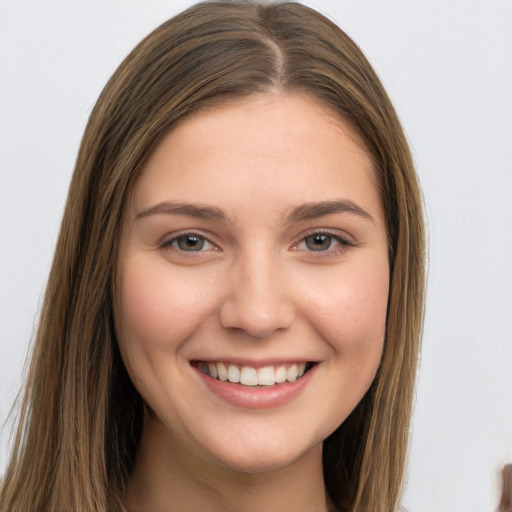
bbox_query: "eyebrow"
[135,198,374,224]
[285,199,374,224]
[136,201,230,223]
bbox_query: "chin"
[199,429,324,475]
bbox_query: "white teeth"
[240,367,258,386]
[200,361,310,386]
[217,362,228,381]
[275,366,287,383]
[257,366,275,386]
[208,363,218,379]
[287,365,299,382]
[227,364,240,383]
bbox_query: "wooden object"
[499,464,512,512]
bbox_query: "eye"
[293,231,352,254]
[304,233,334,251]
[164,233,216,252]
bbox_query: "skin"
[115,93,390,512]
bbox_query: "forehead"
[128,93,382,225]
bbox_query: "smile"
[196,361,314,386]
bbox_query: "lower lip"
[193,365,317,409]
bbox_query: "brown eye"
[304,234,333,251]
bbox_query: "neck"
[125,417,331,512]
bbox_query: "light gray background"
[1,1,511,511]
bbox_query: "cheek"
[302,257,389,358]
[115,257,217,361]
[308,258,389,427]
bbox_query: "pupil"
[306,234,331,251]
[178,235,204,251]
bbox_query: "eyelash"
[292,230,353,257]
[161,229,352,256]
[161,231,217,253]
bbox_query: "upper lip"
[190,358,316,368]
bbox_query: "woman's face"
[115,93,389,474]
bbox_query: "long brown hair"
[0,2,425,511]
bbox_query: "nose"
[219,252,295,338]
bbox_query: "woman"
[0,1,425,511]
